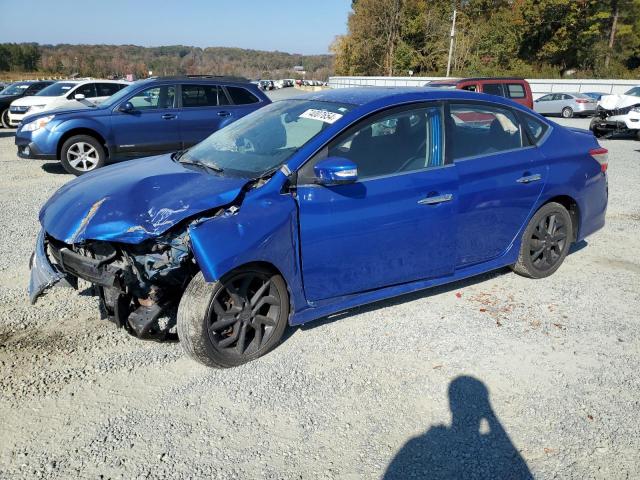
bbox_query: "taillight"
[575,99,589,104]
[589,147,608,172]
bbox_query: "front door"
[447,102,547,268]
[111,84,181,158]
[296,104,458,302]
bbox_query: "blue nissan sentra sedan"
[29,88,608,367]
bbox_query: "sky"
[0,0,351,55]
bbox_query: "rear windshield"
[571,93,592,99]
[36,82,77,97]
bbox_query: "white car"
[8,79,128,127]
[590,86,640,140]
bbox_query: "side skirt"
[289,241,521,326]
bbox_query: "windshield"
[36,82,76,97]
[624,87,640,97]
[181,99,354,177]
[0,83,30,96]
[97,81,143,107]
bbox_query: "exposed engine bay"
[45,228,195,340]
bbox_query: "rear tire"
[561,107,574,118]
[60,135,106,176]
[0,109,10,129]
[177,269,289,368]
[512,202,573,279]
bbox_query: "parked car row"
[0,80,56,128]
[14,75,270,175]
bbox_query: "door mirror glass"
[118,101,134,113]
[314,157,358,185]
[74,93,86,100]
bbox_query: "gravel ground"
[0,113,639,479]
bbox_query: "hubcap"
[67,142,99,171]
[207,273,281,356]
[529,213,567,270]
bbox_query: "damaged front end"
[591,94,640,137]
[30,226,196,340]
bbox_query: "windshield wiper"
[178,157,224,174]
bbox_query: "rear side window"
[482,83,504,96]
[96,83,125,97]
[448,103,524,160]
[181,84,229,107]
[520,113,549,145]
[507,83,526,99]
[226,86,260,105]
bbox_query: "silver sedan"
[533,92,598,118]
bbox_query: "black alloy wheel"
[528,213,568,271]
[177,268,289,368]
[512,202,573,279]
[206,271,282,356]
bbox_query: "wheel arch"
[542,194,580,241]
[57,128,108,160]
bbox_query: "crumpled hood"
[598,94,640,110]
[40,154,248,244]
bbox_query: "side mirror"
[118,101,134,113]
[314,157,358,186]
[74,93,86,100]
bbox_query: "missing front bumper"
[28,229,74,304]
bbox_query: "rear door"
[296,103,458,301]
[447,101,547,268]
[110,83,181,157]
[178,84,232,148]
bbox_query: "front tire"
[512,202,573,279]
[0,109,10,129]
[561,107,574,118]
[177,268,289,368]
[60,135,106,175]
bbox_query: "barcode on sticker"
[299,109,343,124]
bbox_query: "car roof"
[145,75,251,87]
[295,87,525,108]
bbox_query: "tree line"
[0,43,334,80]
[332,0,640,78]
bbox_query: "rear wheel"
[0,109,10,129]
[512,202,573,279]
[561,107,574,118]
[60,135,106,176]
[177,268,289,368]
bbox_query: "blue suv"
[15,76,270,175]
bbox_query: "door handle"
[418,193,453,205]
[217,111,231,117]
[162,113,176,120]
[516,173,542,184]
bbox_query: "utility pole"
[446,7,457,78]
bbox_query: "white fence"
[328,76,639,98]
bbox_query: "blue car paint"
[40,155,247,244]
[15,78,269,162]
[37,88,608,327]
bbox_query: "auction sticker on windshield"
[300,109,343,124]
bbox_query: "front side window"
[72,83,97,98]
[462,84,478,92]
[482,83,504,96]
[180,99,353,177]
[128,85,176,110]
[227,86,259,105]
[181,84,228,107]
[322,105,444,180]
[448,103,524,160]
[96,83,125,97]
[507,83,526,98]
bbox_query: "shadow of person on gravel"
[383,376,533,480]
